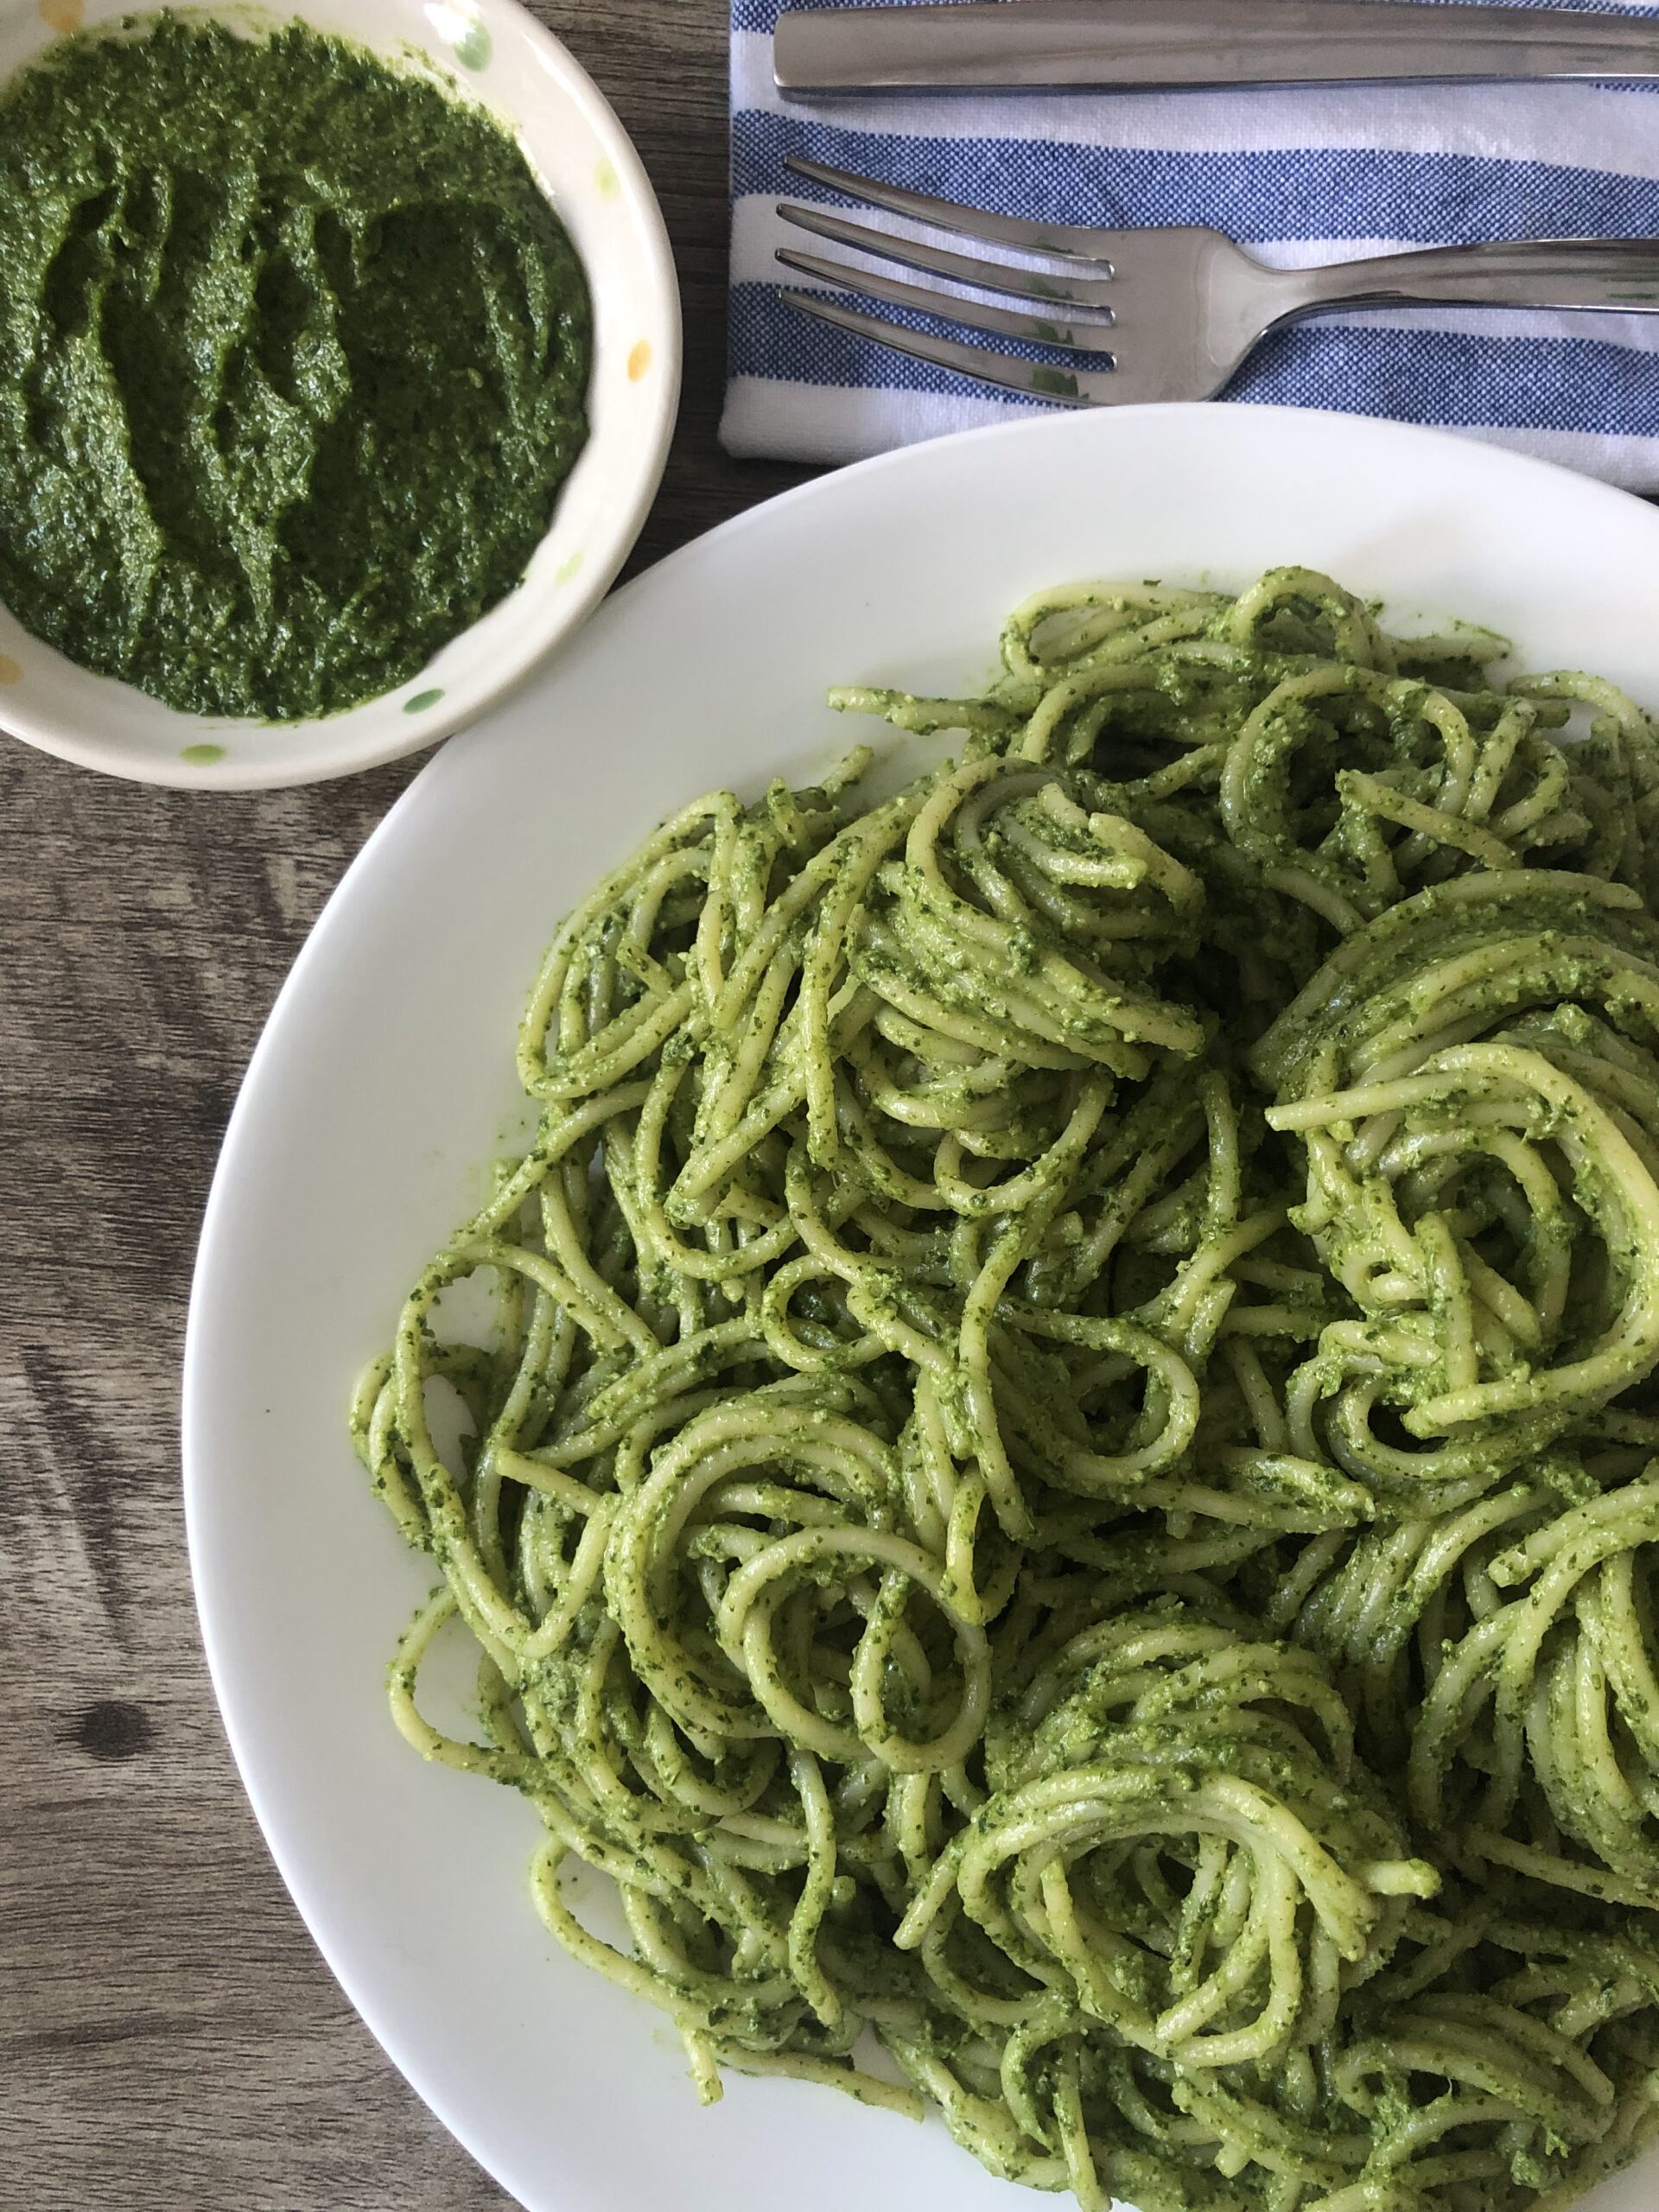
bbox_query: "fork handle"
[1287,238,1659,316]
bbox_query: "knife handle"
[775,0,1659,95]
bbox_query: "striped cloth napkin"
[721,0,1659,487]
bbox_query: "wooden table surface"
[2,7,814,2202]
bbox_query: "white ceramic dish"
[0,0,678,790]
[185,404,1659,2212]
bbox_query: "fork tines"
[774,155,1120,404]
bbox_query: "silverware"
[776,156,1659,406]
[775,0,1659,96]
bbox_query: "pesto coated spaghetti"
[353,569,1659,2212]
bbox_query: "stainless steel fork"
[776,155,1659,406]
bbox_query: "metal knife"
[773,0,1659,96]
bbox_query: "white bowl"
[0,0,680,788]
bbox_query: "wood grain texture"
[1,4,815,2204]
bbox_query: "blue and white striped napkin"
[721,0,1659,487]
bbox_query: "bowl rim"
[0,0,683,791]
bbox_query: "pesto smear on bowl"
[0,13,591,720]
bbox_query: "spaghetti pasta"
[353,569,1659,2211]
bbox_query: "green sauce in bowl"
[0,12,592,719]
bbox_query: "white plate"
[0,0,678,789]
[185,404,1659,2212]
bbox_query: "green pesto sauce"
[0,14,590,719]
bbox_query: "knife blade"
[773,0,1659,96]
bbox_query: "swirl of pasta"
[354,569,1659,2212]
